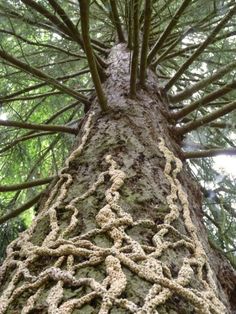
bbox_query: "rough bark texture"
[0,44,235,314]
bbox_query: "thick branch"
[147,0,191,65]
[21,0,75,39]
[208,122,236,129]
[202,187,236,219]
[171,81,236,120]
[164,4,236,91]
[46,0,108,69]
[109,0,125,42]
[0,89,93,103]
[184,147,236,159]
[47,0,108,67]
[0,191,43,225]
[0,177,54,192]
[0,119,77,134]
[47,0,82,41]
[0,132,55,155]
[47,0,109,60]
[162,30,236,62]
[152,28,193,67]
[140,0,152,86]
[0,91,62,103]
[170,60,236,104]
[0,29,84,58]
[0,50,90,105]
[45,101,81,124]
[127,1,133,49]
[0,102,81,154]
[0,69,90,105]
[0,4,68,38]
[79,0,108,111]
[176,100,236,135]
[130,0,140,97]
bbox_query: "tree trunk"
[0,44,235,314]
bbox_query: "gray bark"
[0,44,235,314]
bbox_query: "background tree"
[0,0,236,313]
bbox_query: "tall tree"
[0,0,236,313]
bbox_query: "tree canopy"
[0,0,235,267]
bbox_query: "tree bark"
[0,44,235,314]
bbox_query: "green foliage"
[0,219,26,262]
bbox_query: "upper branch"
[184,147,236,159]
[21,0,74,38]
[130,0,140,97]
[0,177,54,192]
[0,69,90,105]
[147,0,191,65]
[171,81,236,120]
[152,28,193,67]
[0,119,78,134]
[109,0,125,42]
[0,49,90,105]
[164,4,236,91]
[0,191,44,225]
[0,132,55,155]
[79,0,108,111]
[170,60,236,104]
[176,100,236,135]
[140,0,152,86]
[47,0,83,44]
[0,29,84,58]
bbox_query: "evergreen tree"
[0,1,235,313]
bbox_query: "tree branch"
[161,30,236,62]
[171,81,236,120]
[0,29,85,58]
[184,147,236,159]
[130,0,140,97]
[0,89,93,104]
[109,0,125,42]
[0,132,56,155]
[0,119,78,134]
[170,60,236,104]
[21,0,75,39]
[0,102,81,154]
[0,91,62,103]
[127,1,133,49]
[147,0,191,65]
[0,50,90,105]
[47,0,108,69]
[0,191,43,225]
[152,28,193,67]
[0,4,68,38]
[45,101,81,124]
[0,177,55,192]
[208,122,236,129]
[47,0,83,42]
[140,0,152,86]
[0,69,90,105]
[164,4,236,91]
[79,0,108,111]
[176,100,236,135]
